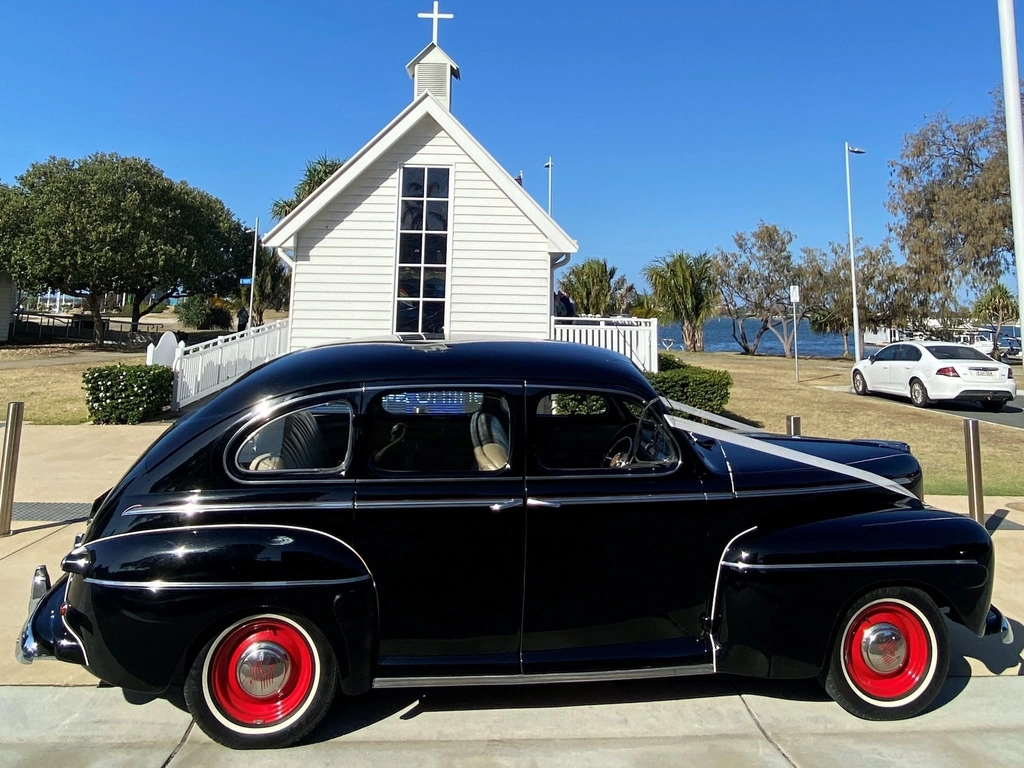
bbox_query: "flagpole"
[248,217,258,327]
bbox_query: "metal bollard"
[786,415,802,436]
[0,402,25,537]
[963,419,984,527]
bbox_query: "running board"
[372,663,715,689]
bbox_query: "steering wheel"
[601,426,636,468]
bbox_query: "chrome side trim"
[527,493,705,507]
[123,500,354,516]
[61,577,89,667]
[371,663,714,689]
[722,559,978,572]
[710,526,758,673]
[733,481,900,499]
[83,575,370,590]
[86,524,375,588]
[355,499,521,510]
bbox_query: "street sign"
[239,277,253,286]
[789,285,800,304]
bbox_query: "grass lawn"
[0,358,144,425]
[673,351,1022,496]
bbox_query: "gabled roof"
[263,92,577,254]
[406,42,460,80]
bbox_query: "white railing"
[169,319,290,409]
[551,316,659,372]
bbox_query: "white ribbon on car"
[659,398,917,500]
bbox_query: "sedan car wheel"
[852,371,869,396]
[825,587,948,720]
[184,613,338,749]
[909,380,930,408]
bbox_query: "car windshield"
[927,346,995,361]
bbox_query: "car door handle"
[489,499,524,512]
[527,498,562,509]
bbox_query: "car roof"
[202,338,655,417]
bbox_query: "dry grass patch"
[673,351,1022,496]
[0,358,144,425]
[0,342,93,362]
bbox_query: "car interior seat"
[279,410,332,469]
[470,398,510,472]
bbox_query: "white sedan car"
[852,341,1016,411]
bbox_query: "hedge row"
[645,357,733,414]
[83,364,173,424]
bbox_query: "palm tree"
[558,258,636,316]
[973,283,1019,355]
[642,251,718,351]
[630,292,659,319]
[271,154,346,220]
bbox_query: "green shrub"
[645,365,733,414]
[553,393,608,415]
[175,295,231,330]
[83,365,174,424]
[657,352,686,372]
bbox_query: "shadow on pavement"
[304,675,830,745]
[948,616,1024,678]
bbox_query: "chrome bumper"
[985,606,1014,646]
[16,565,54,664]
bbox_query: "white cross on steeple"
[418,1,454,45]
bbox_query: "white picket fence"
[151,319,291,410]
[551,317,659,372]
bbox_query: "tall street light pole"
[997,0,1024,343]
[544,157,553,216]
[248,217,259,328]
[846,143,866,361]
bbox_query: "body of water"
[661,318,1023,358]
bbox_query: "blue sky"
[0,1,1015,288]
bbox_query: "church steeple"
[407,2,460,111]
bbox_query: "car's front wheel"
[825,587,948,720]
[909,379,930,408]
[852,371,869,396]
[184,613,338,749]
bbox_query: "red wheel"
[841,599,934,704]
[185,613,338,749]
[825,588,948,720]
[206,617,316,727]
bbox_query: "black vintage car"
[17,339,1011,749]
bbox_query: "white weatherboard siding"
[289,115,552,350]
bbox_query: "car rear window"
[928,346,994,361]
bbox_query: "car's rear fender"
[714,508,994,680]
[62,524,378,695]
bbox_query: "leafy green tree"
[887,90,1017,301]
[558,258,636,316]
[973,283,1019,354]
[1,154,250,341]
[629,292,659,319]
[271,154,346,220]
[239,246,291,325]
[714,222,803,357]
[642,250,718,351]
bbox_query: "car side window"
[235,400,353,474]
[874,346,898,362]
[534,391,678,472]
[892,345,906,361]
[904,346,922,362]
[371,390,511,474]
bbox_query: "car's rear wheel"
[184,613,338,749]
[825,587,948,720]
[852,371,869,396]
[909,379,930,408]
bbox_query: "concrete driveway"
[1,676,1022,767]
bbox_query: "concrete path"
[1,676,1022,766]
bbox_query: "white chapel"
[263,3,578,350]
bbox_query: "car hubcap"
[209,618,315,726]
[844,601,930,701]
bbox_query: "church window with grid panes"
[395,166,450,334]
